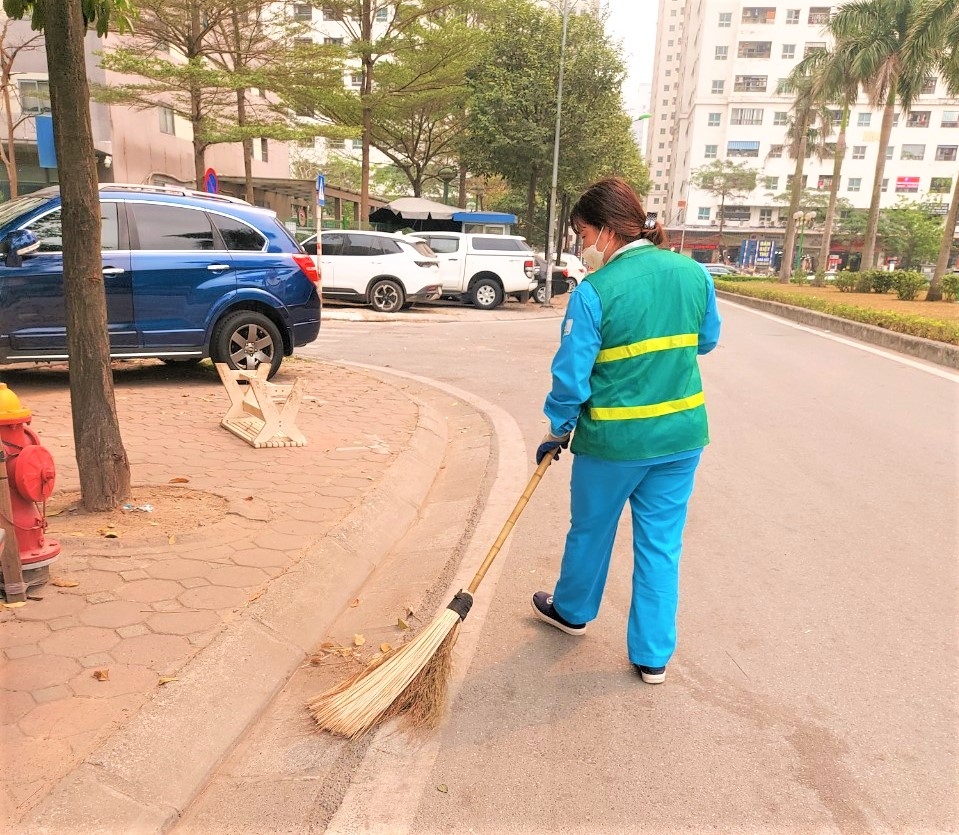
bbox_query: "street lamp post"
[793,210,817,272]
[438,166,456,204]
[543,0,575,306]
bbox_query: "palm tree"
[906,0,958,300]
[828,0,929,270]
[777,67,833,282]
[793,44,862,274]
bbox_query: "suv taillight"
[293,253,320,284]
[524,259,536,279]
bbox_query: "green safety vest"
[571,245,710,461]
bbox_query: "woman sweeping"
[532,176,722,684]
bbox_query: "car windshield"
[0,194,50,229]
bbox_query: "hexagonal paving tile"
[177,585,248,610]
[109,633,192,671]
[146,610,220,636]
[144,559,207,581]
[13,593,86,622]
[3,654,81,691]
[205,566,269,588]
[0,690,36,725]
[79,601,150,629]
[115,579,184,603]
[39,626,120,658]
[0,619,51,649]
[18,695,131,738]
[68,663,158,698]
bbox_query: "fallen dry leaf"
[247,589,265,602]
[436,784,449,794]
[158,676,179,685]
[379,643,392,653]
[102,531,120,539]
[397,618,410,630]
[168,535,176,545]
[349,598,360,608]
[169,477,190,484]
[50,577,80,588]
[92,669,110,681]
[353,634,366,646]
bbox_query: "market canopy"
[369,197,517,231]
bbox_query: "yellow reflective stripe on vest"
[589,390,705,421]
[595,333,698,364]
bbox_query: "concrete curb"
[717,290,959,370]
[17,371,454,835]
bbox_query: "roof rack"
[98,183,250,205]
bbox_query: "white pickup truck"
[410,232,538,309]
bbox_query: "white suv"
[301,230,442,313]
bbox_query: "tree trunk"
[779,127,809,283]
[820,106,848,271]
[928,163,959,302]
[457,166,467,209]
[42,0,130,511]
[358,0,372,229]
[862,91,896,270]
[525,169,538,241]
[1,79,19,198]
[232,10,253,204]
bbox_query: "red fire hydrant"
[0,383,60,570]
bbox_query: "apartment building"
[646,1,959,265]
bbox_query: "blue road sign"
[204,168,218,194]
[316,173,326,207]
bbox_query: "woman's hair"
[570,177,668,247]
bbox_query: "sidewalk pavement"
[0,354,489,833]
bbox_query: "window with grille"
[847,177,862,192]
[711,80,725,94]
[852,145,866,159]
[768,144,784,157]
[773,111,788,126]
[804,42,826,57]
[292,4,312,20]
[727,140,760,157]
[920,77,936,94]
[18,79,50,114]
[817,175,833,190]
[734,75,767,92]
[762,176,778,190]
[325,37,344,45]
[943,111,959,127]
[376,7,388,21]
[857,113,872,127]
[322,6,342,20]
[936,145,958,161]
[351,72,363,86]
[721,206,751,222]
[731,108,764,125]
[741,7,775,24]
[906,111,930,128]
[808,7,830,24]
[886,146,894,159]
[704,144,718,158]
[901,144,925,160]
[715,46,728,60]
[718,12,731,26]
[930,177,953,193]
[707,112,721,126]
[759,208,773,221]
[786,9,800,23]
[738,41,771,59]
[782,44,796,59]
[881,178,889,192]
[260,138,269,162]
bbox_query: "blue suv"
[0,184,321,377]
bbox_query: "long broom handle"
[466,448,559,595]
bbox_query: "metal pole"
[544,0,572,307]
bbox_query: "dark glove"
[536,431,570,465]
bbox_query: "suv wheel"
[470,278,503,310]
[212,310,283,379]
[534,284,548,305]
[370,279,404,313]
[566,277,577,294]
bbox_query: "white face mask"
[581,227,610,271]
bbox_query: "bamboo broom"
[307,448,559,739]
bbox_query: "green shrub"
[941,273,959,303]
[870,271,895,294]
[712,280,959,344]
[810,270,827,287]
[892,270,928,301]
[854,271,875,293]
[790,270,809,285]
[834,273,857,292]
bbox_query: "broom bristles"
[308,607,463,739]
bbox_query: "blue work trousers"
[552,451,702,668]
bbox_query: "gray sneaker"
[633,663,666,684]
[531,591,586,635]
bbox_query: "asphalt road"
[182,298,958,834]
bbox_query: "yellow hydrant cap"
[0,382,31,422]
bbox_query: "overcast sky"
[604,0,658,115]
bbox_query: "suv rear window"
[211,214,265,251]
[472,236,530,252]
[423,236,459,254]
